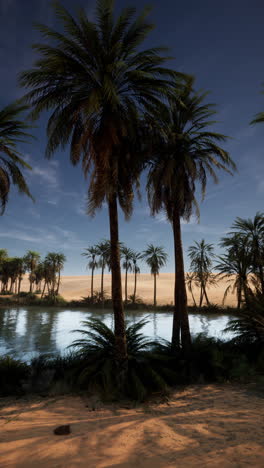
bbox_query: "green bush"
[0,356,29,396]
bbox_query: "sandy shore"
[20,273,238,306]
[0,384,263,467]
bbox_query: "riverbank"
[0,384,263,467]
[0,293,238,315]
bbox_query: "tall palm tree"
[231,213,264,294]
[188,239,215,307]
[121,246,133,303]
[142,244,167,307]
[82,246,98,300]
[215,233,252,309]
[23,250,41,293]
[20,0,179,363]
[0,102,33,213]
[132,251,141,302]
[147,78,236,350]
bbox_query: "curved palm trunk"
[153,273,157,307]
[172,208,191,351]
[108,193,127,362]
[133,269,137,302]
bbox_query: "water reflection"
[0,307,234,361]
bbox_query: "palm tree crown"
[188,240,214,274]
[142,244,167,275]
[231,213,264,294]
[82,246,98,271]
[20,0,179,217]
[0,102,33,213]
[147,78,236,220]
[216,233,252,308]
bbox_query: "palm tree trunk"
[125,267,128,303]
[199,284,203,307]
[41,281,46,298]
[133,269,137,302]
[154,273,157,307]
[18,276,22,294]
[202,283,210,306]
[56,269,61,295]
[172,208,191,351]
[91,266,94,300]
[108,193,127,363]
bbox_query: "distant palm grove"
[0,0,263,375]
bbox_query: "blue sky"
[0,0,263,275]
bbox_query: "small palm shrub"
[225,294,264,345]
[69,318,169,401]
[27,353,80,393]
[0,356,29,396]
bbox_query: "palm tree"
[82,246,98,300]
[20,0,178,363]
[215,233,252,309]
[231,213,264,294]
[15,257,26,294]
[23,250,41,293]
[131,251,141,302]
[96,240,111,304]
[142,244,167,307]
[251,85,264,124]
[45,252,66,297]
[121,246,133,303]
[147,78,236,350]
[188,239,215,307]
[0,102,33,213]
[34,262,45,292]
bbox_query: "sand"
[0,384,263,467]
[19,273,238,307]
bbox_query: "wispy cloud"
[31,166,58,188]
[0,222,85,252]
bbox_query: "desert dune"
[19,273,238,307]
